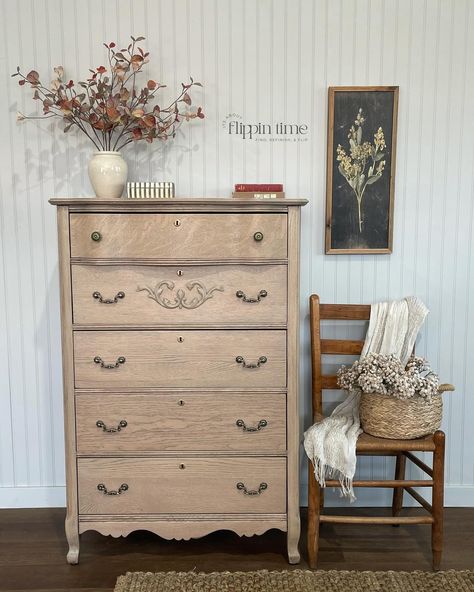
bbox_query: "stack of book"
[232,184,285,199]
[126,182,175,199]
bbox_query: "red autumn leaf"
[96,66,106,74]
[132,127,142,140]
[109,42,116,48]
[26,70,39,84]
[92,119,106,130]
[106,105,121,122]
[130,54,144,71]
[66,80,74,88]
[147,80,156,90]
[19,79,26,86]
[142,114,156,128]
[197,106,205,119]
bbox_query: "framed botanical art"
[325,86,399,254]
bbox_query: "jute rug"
[114,569,474,592]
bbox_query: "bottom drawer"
[78,457,286,515]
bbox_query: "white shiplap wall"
[0,0,473,508]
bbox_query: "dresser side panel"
[286,206,302,564]
[57,205,79,564]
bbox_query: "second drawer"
[76,393,286,453]
[72,264,287,326]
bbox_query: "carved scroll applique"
[137,280,224,310]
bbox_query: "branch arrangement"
[13,36,204,151]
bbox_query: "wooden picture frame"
[325,86,399,254]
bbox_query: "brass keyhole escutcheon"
[177,270,183,276]
[177,336,184,343]
[179,463,186,469]
[174,219,181,227]
[178,400,185,406]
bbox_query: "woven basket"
[360,391,443,439]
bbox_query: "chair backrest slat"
[320,339,364,355]
[310,294,370,417]
[321,375,338,389]
[320,304,371,320]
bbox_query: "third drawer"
[74,330,286,389]
[76,393,286,453]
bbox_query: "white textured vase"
[88,151,128,198]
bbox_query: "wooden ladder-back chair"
[307,294,452,570]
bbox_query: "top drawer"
[69,213,287,260]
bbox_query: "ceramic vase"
[88,151,128,198]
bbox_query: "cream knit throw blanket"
[303,296,429,501]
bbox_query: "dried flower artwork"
[336,108,386,233]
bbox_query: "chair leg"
[432,430,445,571]
[392,453,407,522]
[307,461,321,569]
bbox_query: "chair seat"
[312,413,436,452]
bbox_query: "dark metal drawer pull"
[92,291,125,304]
[253,231,264,242]
[235,355,267,368]
[96,419,128,433]
[236,289,267,303]
[94,356,126,369]
[236,482,268,496]
[97,483,128,496]
[236,419,268,432]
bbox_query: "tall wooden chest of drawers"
[50,196,307,564]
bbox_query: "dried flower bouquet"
[337,353,440,401]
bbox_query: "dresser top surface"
[49,196,308,210]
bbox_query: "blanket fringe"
[310,457,356,502]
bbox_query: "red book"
[235,183,283,192]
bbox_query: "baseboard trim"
[1,484,473,509]
[0,486,66,508]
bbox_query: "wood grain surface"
[77,456,286,515]
[72,264,287,326]
[75,393,286,453]
[70,213,287,259]
[73,330,287,389]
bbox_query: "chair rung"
[320,515,434,525]
[324,479,433,488]
[404,451,434,477]
[404,486,433,513]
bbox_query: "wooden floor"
[0,508,473,592]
